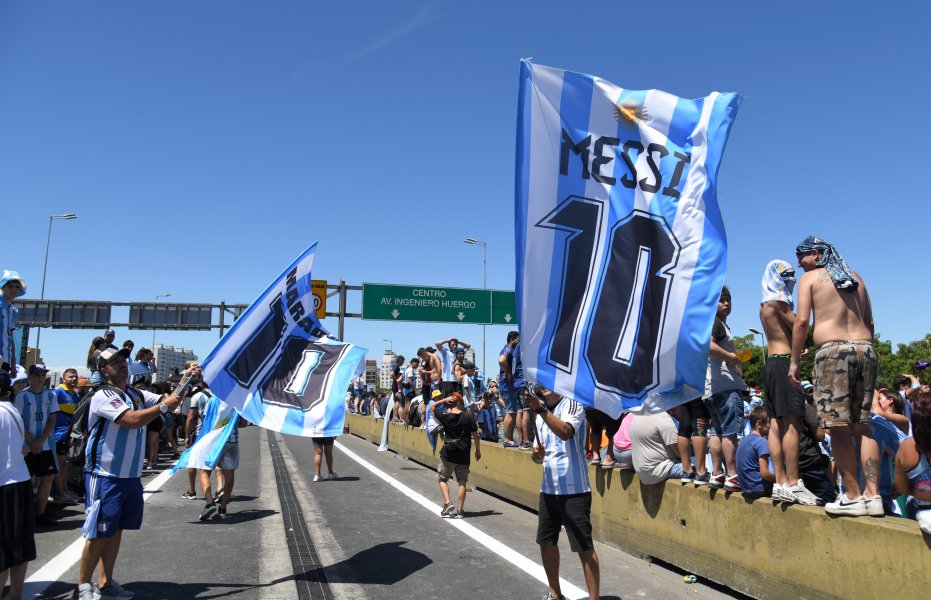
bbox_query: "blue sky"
[2,1,928,376]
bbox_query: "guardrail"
[346,414,930,600]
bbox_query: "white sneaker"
[825,493,867,516]
[313,474,323,482]
[785,481,821,506]
[864,495,885,517]
[771,483,794,503]
[917,509,931,535]
[76,583,100,600]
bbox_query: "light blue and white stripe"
[515,61,740,417]
[200,243,367,438]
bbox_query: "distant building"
[153,344,198,383]
[364,360,377,391]
[379,349,397,390]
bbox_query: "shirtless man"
[759,260,820,505]
[788,236,881,517]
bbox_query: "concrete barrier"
[346,414,930,600]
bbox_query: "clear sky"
[2,1,929,376]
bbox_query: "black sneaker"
[215,507,227,520]
[199,503,217,521]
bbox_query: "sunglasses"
[795,250,814,258]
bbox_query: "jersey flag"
[515,61,741,417]
[201,243,367,437]
[171,394,238,474]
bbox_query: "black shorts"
[677,398,710,437]
[439,381,459,397]
[25,450,58,477]
[584,408,622,440]
[536,492,593,552]
[146,416,163,433]
[0,480,36,571]
[312,437,335,447]
[763,357,806,418]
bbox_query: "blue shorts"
[352,389,363,398]
[502,387,528,415]
[704,390,743,437]
[82,474,144,539]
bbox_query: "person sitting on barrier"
[866,389,908,514]
[585,407,621,470]
[894,390,931,534]
[476,392,498,442]
[460,360,478,413]
[675,398,710,484]
[630,409,686,484]
[433,392,480,519]
[407,390,424,427]
[736,407,774,498]
[792,393,837,506]
[610,412,635,470]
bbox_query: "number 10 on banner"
[536,196,681,397]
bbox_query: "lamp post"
[35,213,77,356]
[749,327,765,365]
[152,293,171,348]
[464,238,487,373]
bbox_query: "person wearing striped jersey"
[435,337,471,397]
[527,384,599,600]
[75,348,189,600]
[0,271,26,370]
[13,363,59,527]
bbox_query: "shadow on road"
[322,540,432,585]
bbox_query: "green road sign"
[491,290,517,325]
[362,283,516,325]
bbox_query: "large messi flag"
[515,61,740,417]
[201,243,367,437]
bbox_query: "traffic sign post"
[362,283,515,325]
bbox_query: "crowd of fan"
[350,323,930,531]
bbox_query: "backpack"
[65,394,93,466]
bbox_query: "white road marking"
[23,467,175,598]
[334,440,589,600]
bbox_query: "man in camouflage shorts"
[789,236,882,518]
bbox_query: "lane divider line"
[24,467,175,598]
[334,440,588,600]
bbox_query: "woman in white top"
[0,372,36,600]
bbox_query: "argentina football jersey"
[86,387,162,478]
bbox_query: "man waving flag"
[201,243,367,437]
[515,61,740,417]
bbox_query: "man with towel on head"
[759,260,820,506]
[789,236,881,517]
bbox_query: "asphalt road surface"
[19,426,748,600]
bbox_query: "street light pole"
[464,238,487,373]
[749,328,766,365]
[35,213,77,358]
[152,293,172,348]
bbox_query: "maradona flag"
[201,243,367,437]
[171,393,238,474]
[515,61,740,416]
